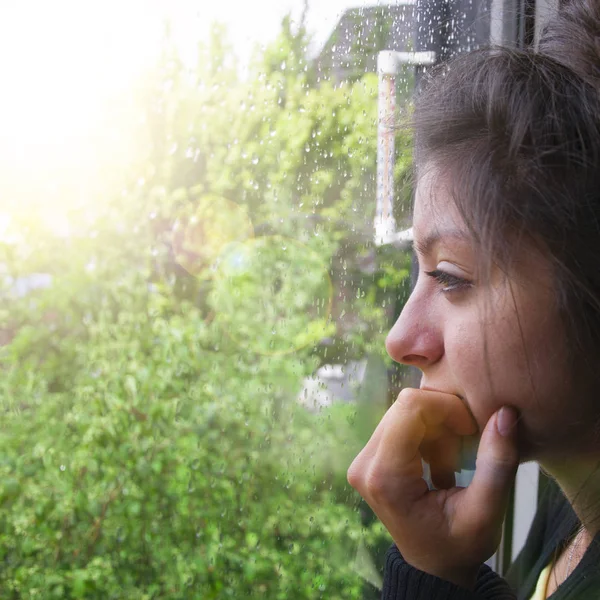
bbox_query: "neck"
[540,456,600,538]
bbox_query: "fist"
[347,389,519,589]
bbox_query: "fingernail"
[497,406,517,437]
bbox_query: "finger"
[462,406,519,527]
[349,390,444,477]
[431,467,456,491]
[377,389,476,467]
[459,434,480,471]
[348,389,476,502]
[424,435,460,490]
[371,390,476,493]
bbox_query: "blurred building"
[313,0,500,84]
[313,4,416,83]
[297,360,368,412]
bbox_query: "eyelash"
[425,269,473,293]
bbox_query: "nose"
[385,286,444,370]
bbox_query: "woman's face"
[385,171,580,461]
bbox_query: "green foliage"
[0,16,411,599]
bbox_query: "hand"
[347,388,519,590]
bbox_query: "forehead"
[413,170,470,247]
[414,168,555,292]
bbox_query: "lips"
[420,385,476,423]
[419,385,465,402]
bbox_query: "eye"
[425,269,473,293]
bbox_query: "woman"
[347,1,600,598]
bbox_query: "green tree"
[0,16,412,599]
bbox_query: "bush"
[0,17,411,599]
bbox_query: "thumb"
[462,406,520,526]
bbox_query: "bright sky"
[178,0,379,59]
[0,0,377,237]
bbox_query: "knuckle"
[495,453,518,473]
[346,461,363,490]
[364,466,393,503]
[477,451,517,475]
[397,387,419,409]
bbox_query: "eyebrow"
[413,228,471,257]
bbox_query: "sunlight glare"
[0,0,163,231]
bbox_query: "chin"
[512,418,545,462]
[516,440,538,464]
[514,422,575,464]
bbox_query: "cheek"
[443,319,501,425]
[447,300,569,438]
[443,307,551,428]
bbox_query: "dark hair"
[413,0,600,375]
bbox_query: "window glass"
[0,1,417,597]
[0,0,506,597]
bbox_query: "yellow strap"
[529,562,552,600]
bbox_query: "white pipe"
[375,51,435,247]
[375,56,397,246]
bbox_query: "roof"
[314,3,416,81]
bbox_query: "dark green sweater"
[382,478,600,599]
